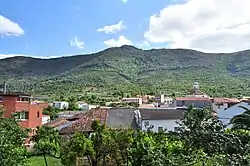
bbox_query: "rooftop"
[0,91,31,97]
[44,118,68,128]
[139,109,185,120]
[59,108,108,134]
[106,108,137,130]
[213,98,240,104]
[176,97,212,101]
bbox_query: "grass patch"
[28,156,62,166]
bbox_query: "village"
[1,82,249,148]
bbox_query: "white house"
[217,101,250,126]
[134,108,184,133]
[76,101,89,110]
[121,98,142,105]
[42,115,50,124]
[155,94,165,103]
[52,101,69,110]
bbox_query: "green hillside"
[1,45,250,98]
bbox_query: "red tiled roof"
[44,118,68,128]
[213,98,240,104]
[59,108,108,134]
[176,97,211,101]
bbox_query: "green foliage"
[0,106,28,166]
[28,156,62,166]
[43,106,60,120]
[59,107,250,166]
[33,126,61,166]
[1,46,250,98]
[230,106,250,130]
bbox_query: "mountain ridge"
[1,45,250,97]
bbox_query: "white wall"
[213,103,228,112]
[218,102,250,125]
[53,102,69,110]
[42,116,50,124]
[77,103,89,110]
[141,119,180,133]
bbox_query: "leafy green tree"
[230,106,250,130]
[0,106,28,166]
[61,121,114,166]
[177,106,250,165]
[43,106,60,120]
[61,132,93,166]
[33,126,61,166]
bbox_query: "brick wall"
[0,95,48,130]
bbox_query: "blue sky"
[0,0,174,58]
[0,0,249,58]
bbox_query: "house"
[212,98,240,112]
[121,98,142,105]
[0,92,48,134]
[155,94,165,103]
[175,97,212,108]
[76,101,89,110]
[59,108,108,135]
[164,97,173,105]
[57,111,82,118]
[217,101,250,126]
[134,108,185,133]
[52,101,69,110]
[106,108,137,130]
[42,115,50,124]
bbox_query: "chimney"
[3,82,7,94]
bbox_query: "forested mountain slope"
[1,45,250,97]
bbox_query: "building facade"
[52,101,69,110]
[176,97,212,108]
[121,98,143,105]
[0,92,48,132]
[134,108,184,133]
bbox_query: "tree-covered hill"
[1,45,250,97]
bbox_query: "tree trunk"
[43,154,48,166]
[92,160,98,166]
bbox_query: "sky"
[1,0,250,59]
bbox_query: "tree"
[0,106,28,166]
[230,106,250,130]
[61,132,93,166]
[43,106,60,120]
[177,106,250,165]
[61,121,114,166]
[33,126,61,166]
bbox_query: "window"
[158,127,164,132]
[0,96,3,102]
[17,97,30,102]
[37,111,40,118]
[144,121,149,126]
[15,112,29,120]
[174,127,179,132]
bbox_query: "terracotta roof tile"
[59,108,108,134]
[44,118,68,128]
[213,98,240,104]
[176,97,211,101]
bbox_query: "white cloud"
[136,41,150,48]
[0,54,66,59]
[144,0,250,53]
[70,37,84,49]
[0,15,24,36]
[104,36,132,47]
[97,21,125,34]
